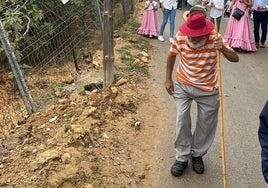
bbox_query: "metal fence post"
[122,0,127,22]
[0,21,36,114]
[94,0,104,36]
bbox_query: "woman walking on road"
[224,0,257,52]
[137,0,159,38]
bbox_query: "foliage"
[1,0,43,45]
[0,0,93,64]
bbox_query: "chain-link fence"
[0,0,136,138]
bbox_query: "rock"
[141,56,149,63]
[63,75,74,84]
[84,183,94,188]
[102,133,109,139]
[110,87,118,94]
[32,148,38,154]
[31,150,61,171]
[92,60,100,69]
[49,116,58,123]
[2,134,19,150]
[48,165,78,187]
[61,152,72,164]
[58,98,69,104]
[133,59,146,67]
[140,51,149,57]
[17,118,26,125]
[134,121,141,130]
[20,145,37,155]
[70,124,86,134]
[115,78,128,86]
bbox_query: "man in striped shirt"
[165,13,239,177]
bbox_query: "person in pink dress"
[224,0,257,52]
[137,0,159,38]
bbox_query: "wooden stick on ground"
[214,19,227,188]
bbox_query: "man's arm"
[220,45,239,62]
[258,100,268,183]
[214,36,239,62]
[165,55,176,95]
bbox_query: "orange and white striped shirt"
[168,30,228,92]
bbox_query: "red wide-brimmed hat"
[179,13,214,37]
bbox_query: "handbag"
[232,7,245,20]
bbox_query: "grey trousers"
[173,81,219,162]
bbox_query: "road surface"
[145,7,268,188]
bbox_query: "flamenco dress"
[224,0,257,52]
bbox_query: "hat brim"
[179,20,214,37]
[183,11,190,21]
[190,5,206,15]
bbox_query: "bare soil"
[0,2,162,188]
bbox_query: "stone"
[31,150,61,171]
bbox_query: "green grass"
[116,21,152,77]
[113,72,124,82]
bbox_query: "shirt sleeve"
[258,100,268,183]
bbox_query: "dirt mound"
[0,3,157,187]
[0,79,150,187]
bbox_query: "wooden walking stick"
[214,19,227,188]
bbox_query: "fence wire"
[0,0,136,138]
[22,1,98,70]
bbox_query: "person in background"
[158,0,178,44]
[187,0,207,9]
[224,0,256,52]
[137,0,159,38]
[258,100,268,183]
[177,0,183,9]
[207,0,225,32]
[183,4,207,20]
[252,0,268,48]
[164,13,239,177]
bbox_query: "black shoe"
[192,156,204,174]
[171,160,188,177]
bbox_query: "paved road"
[148,7,268,188]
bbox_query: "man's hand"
[257,6,267,11]
[165,79,174,95]
[214,36,223,50]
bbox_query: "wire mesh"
[0,0,136,137]
[0,0,103,137]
